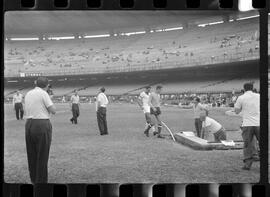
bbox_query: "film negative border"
[1,0,269,197]
[2,183,270,196]
[3,0,267,10]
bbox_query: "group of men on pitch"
[138,82,260,170]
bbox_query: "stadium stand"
[4,18,259,77]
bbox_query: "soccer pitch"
[4,103,259,183]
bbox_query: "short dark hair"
[145,86,151,89]
[100,87,105,92]
[195,97,200,102]
[243,83,253,91]
[156,85,162,90]
[36,77,49,88]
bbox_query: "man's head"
[74,90,78,95]
[145,86,151,93]
[156,85,162,94]
[199,111,207,121]
[100,87,106,93]
[16,90,20,95]
[193,97,200,104]
[243,82,253,92]
[36,77,49,89]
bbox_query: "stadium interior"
[4,11,262,100]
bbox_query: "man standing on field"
[234,82,260,170]
[70,90,80,124]
[24,77,56,183]
[96,87,109,135]
[148,85,164,138]
[13,90,24,120]
[138,86,155,137]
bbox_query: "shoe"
[253,156,260,162]
[242,160,253,170]
[157,134,165,138]
[144,130,149,137]
[153,131,158,136]
[242,166,251,170]
[70,118,73,124]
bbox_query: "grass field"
[4,103,260,183]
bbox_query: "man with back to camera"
[148,85,164,138]
[96,87,109,135]
[137,86,155,137]
[70,90,80,124]
[13,90,24,120]
[24,76,56,183]
[234,82,260,170]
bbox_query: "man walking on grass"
[138,86,155,137]
[148,85,164,138]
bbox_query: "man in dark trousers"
[234,82,260,170]
[148,85,164,138]
[24,77,56,183]
[13,90,24,120]
[96,87,109,135]
[70,90,80,124]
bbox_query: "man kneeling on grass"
[199,111,227,142]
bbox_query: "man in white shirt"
[148,85,164,138]
[234,82,260,170]
[13,90,24,120]
[137,86,155,137]
[193,97,208,138]
[96,87,109,135]
[24,77,56,183]
[70,90,80,124]
[200,111,226,142]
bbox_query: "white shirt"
[202,117,222,133]
[96,92,108,111]
[139,91,151,113]
[13,93,23,104]
[25,87,53,119]
[70,95,80,104]
[234,91,260,126]
[193,103,206,118]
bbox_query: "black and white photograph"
[4,10,262,183]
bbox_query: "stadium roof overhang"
[4,10,258,36]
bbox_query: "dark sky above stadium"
[5,10,258,36]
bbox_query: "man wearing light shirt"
[24,77,56,183]
[70,90,80,124]
[200,111,227,142]
[96,87,109,135]
[193,97,208,138]
[234,82,260,170]
[13,90,24,120]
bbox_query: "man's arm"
[47,105,56,115]
[137,95,143,109]
[234,97,242,114]
[148,94,153,108]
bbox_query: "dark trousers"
[213,127,227,142]
[15,103,24,120]
[71,104,80,124]
[97,107,108,135]
[241,126,260,162]
[25,119,52,183]
[194,118,202,138]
